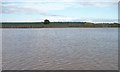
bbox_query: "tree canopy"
[44,19,50,24]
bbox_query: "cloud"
[1,0,118,22]
[1,2,71,17]
[1,16,118,23]
[1,0,119,2]
[1,0,119,10]
[1,0,119,8]
[74,2,117,7]
[1,1,117,15]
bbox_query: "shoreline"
[0,27,119,28]
[1,27,119,28]
[1,22,119,28]
[1,26,119,28]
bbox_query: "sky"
[1,0,119,23]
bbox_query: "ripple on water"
[2,28,118,70]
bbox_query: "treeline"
[1,22,120,28]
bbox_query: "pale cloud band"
[1,16,118,23]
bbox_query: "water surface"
[2,28,118,70]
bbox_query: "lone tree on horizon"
[44,19,50,24]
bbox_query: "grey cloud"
[70,18,118,23]
[1,3,65,17]
[92,19,118,22]
[74,2,117,7]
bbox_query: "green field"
[1,22,119,28]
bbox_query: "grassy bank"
[1,22,119,28]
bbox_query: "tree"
[44,19,50,24]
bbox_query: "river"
[2,28,118,70]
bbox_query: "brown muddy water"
[2,28,118,70]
